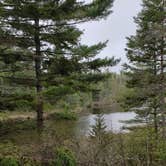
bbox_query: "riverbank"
[0,125,165,166]
[0,106,83,122]
[0,110,165,165]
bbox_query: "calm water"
[75,112,139,136]
[0,112,139,141]
[0,111,143,156]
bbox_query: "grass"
[0,111,35,122]
[0,109,76,122]
[54,111,77,120]
[0,118,37,136]
[0,108,78,138]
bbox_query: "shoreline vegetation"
[0,117,165,166]
[0,0,166,165]
[0,109,79,123]
[0,73,165,165]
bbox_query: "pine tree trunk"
[162,0,165,139]
[160,46,165,138]
[34,18,43,126]
[153,108,158,139]
[153,53,158,139]
[160,7,165,138]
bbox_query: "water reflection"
[0,111,145,159]
[76,112,139,136]
[0,112,142,147]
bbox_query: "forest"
[0,0,165,166]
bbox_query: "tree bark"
[153,107,158,139]
[153,49,158,139]
[160,46,165,138]
[34,18,43,126]
[158,0,166,139]
[160,27,165,138]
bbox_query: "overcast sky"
[78,0,142,73]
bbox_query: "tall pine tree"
[0,0,117,125]
[124,0,166,137]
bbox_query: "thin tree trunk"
[145,117,151,166]
[153,51,158,139]
[160,31,165,139]
[34,18,43,126]
[153,108,158,139]
[158,0,165,138]
[160,54,165,138]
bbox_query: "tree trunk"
[160,34,165,138]
[159,0,165,138]
[160,54,165,138]
[153,108,158,139]
[34,18,43,126]
[153,51,158,139]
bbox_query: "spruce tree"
[124,0,166,137]
[0,0,116,125]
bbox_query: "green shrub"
[14,99,35,111]
[0,119,36,136]
[54,147,76,166]
[0,157,19,166]
[55,111,77,120]
[56,112,77,120]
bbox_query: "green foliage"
[0,88,35,111]
[123,128,166,166]
[90,114,107,137]
[97,73,127,112]
[54,147,76,166]
[90,114,108,147]
[55,111,77,121]
[0,0,117,116]
[44,85,73,103]
[0,119,36,136]
[0,157,19,166]
[124,0,166,133]
[0,156,39,166]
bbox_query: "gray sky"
[78,0,142,72]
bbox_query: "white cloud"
[78,0,142,73]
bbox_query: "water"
[0,111,143,157]
[0,112,140,142]
[75,112,139,136]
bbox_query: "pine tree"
[124,0,166,137]
[0,0,116,125]
[90,114,107,141]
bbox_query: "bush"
[54,147,76,166]
[0,157,19,166]
[15,100,34,111]
[51,111,77,120]
[56,111,77,120]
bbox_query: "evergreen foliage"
[0,0,118,123]
[90,114,107,139]
[124,0,166,136]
